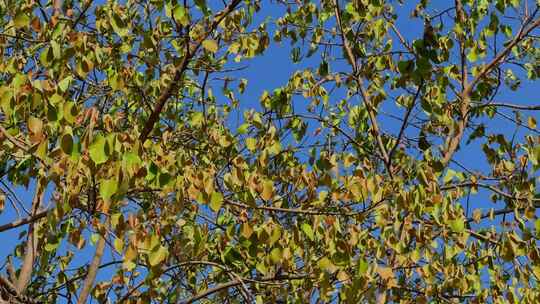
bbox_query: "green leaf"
[270,247,282,264]
[443,169,456,184]
[267,141,281,155]
[44,241,60,252]
[357,258,368,275]
[318,61,329,77]
[209,192,223,212]
[58,76,73,92]
[100,179,118,202]
[51,40,61,60]
[89,134,109,164]
[148,245,168,266]
[40,47,53,66]
[158,172,172,187]
[467,47,478,62]
[256,261,267,275]
[398,60,414,74]
[173,5,190,26]
[301,223,314,241]
[194,0,209,15]
[449,218,465,233]
[110,12,129,37]
[14,12,30,28]
[237,123,249,134]
[63,102,78,124]
[190,112,204,127]
[318,257,337,273]
[60,132,74,155]
[114,237,124,253]
[122,152,141,171]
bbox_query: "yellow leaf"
[35,139,48,160]
[528,116,537,129]
[343,153,355,168]
[125,245,137,261]
[113,238,124,253]
[336,270,350,283]
[377,266,394,280]
[377,266,397,287]
[246,137,257,151]
[261,180,274,200]
[0,193,4,212]
[148,245,168,266]
[202,39,218,53]
[209,192,223,212]
[318,257,337,273]
[28,116,43,135]
[241,223,253,238]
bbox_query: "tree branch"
[0,125,30,152]
[441,13,540,165]
[0,276,40,304]
[467,17,540,91]
[0,210,49,233]
[441,182,540,202]
[15,183,45,294]
[139,0,243,142]
[472,102,540,111]
[224,199,372,216]
[179,274,310,304]
[76,233,106,304]
[332,0,391,174]
[388,80,424,166]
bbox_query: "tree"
[0,0,539,302]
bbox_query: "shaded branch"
[0,210,49,233]
[0,276,40,304]
[333,0,392,176]
[441,182,540,202]
[179,274,310,304]
[139,0,243,141]
[224,199,372,216]
[472,102,540,111]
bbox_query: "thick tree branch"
[0,276,40,304]
[441,0,469,167]
[15,183,45,294]
[76,233,106,304]
[441,13,540,165]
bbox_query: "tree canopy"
[0,0,540,303]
